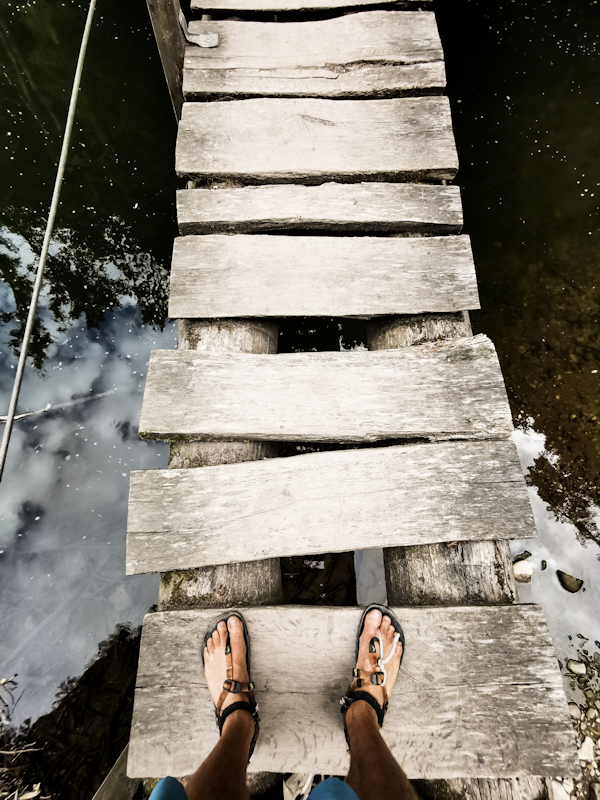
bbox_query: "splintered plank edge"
[176,183,463,235]
[127,605,578,778]
[183,12,445,98]
[167,234,478,318]
[175,97,458,183]
[126,439,536,574]
[137,334,513,442]
[191,0,432,11]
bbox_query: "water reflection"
[0,275,175,725]
[437,0,600,542]
[0,0,176,726]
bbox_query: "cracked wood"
[167,234,478,318]
[127,605,578,778]
[176,97,458,183]
[138,334,513,443]
[126,439,535,575]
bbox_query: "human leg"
[147,615,256,800]
[342,608,418,800]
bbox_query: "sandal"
[202,611,260,761]
[340,603,405,747]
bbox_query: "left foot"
[203,616,254,728]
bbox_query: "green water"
[437,0,600,541]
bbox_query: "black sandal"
[202,611,260,761]
[340,604,405,748]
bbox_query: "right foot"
[348,609,403,718]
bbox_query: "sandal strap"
[340,690,388,750]
[350,667,386,687]
[217,699,260,761]
[216,680,256,713]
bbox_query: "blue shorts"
[148,776,359,800]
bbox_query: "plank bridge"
[126,0,579,794]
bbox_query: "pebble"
[562,779,574,794]
[557,570,584,593]
[567,660,587,676]
[568,702,582,719]
[587,707,598,720]
[513,560,533,582]
[551,780,570,800]
[578,736,595,762]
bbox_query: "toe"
[364,609,382,636]
[206,639,214,656]
[380,615,391,636]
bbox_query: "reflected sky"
[0,230,176,726]
[0,0,176,726]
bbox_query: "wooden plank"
[191,0,431,11]
[147,0,185,120]
[159,318,283,612]
[126,440,535,575]
[176,97,458,183]
[167,234,478,318]
[138,334,513,443]
[127,605,578,779]
[184,61,445,100]
[176,183,463,234]
[183,12,445,99]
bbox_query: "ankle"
[220,706,256,737]
[344,698,380,731]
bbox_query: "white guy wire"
[0,0,97,482]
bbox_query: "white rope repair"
[0,0,97,482]
[377,631,400,687]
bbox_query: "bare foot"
[346,609,403,721]
[203,616,254,725]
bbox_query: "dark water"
[0,0,599,733]
[436,0,600,541]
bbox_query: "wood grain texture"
[167,234,479,318]
[176,183,463,235]
[365,316,519,610]
[127,605,578,778]
[191,0,431,10]
[183,12,445,99]
[126,440,535,574]
[175,97,458,183]
[160,317,283,613]
[138,334,513,443]
[146,0,185,120]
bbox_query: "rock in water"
[577,736,594,762]
[567,659,587,676]
[557,570,584,593]
[513,559,533,583]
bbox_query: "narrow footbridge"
[126,0,579,791]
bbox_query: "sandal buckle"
[371,672,384,686]
[223,679,242,693]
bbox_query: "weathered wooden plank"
[138,334,513,443]
[147,0,185,120]
[168,234,478,318]
[183,12,445,99]
[176,183,463,235]
[126,439,535,575]
[176,97,458,183]
[191,0,431,11]
[184,62,445,100]
[160,318,283,612]
[127,605,578,779]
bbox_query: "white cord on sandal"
[377,631,400,687]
